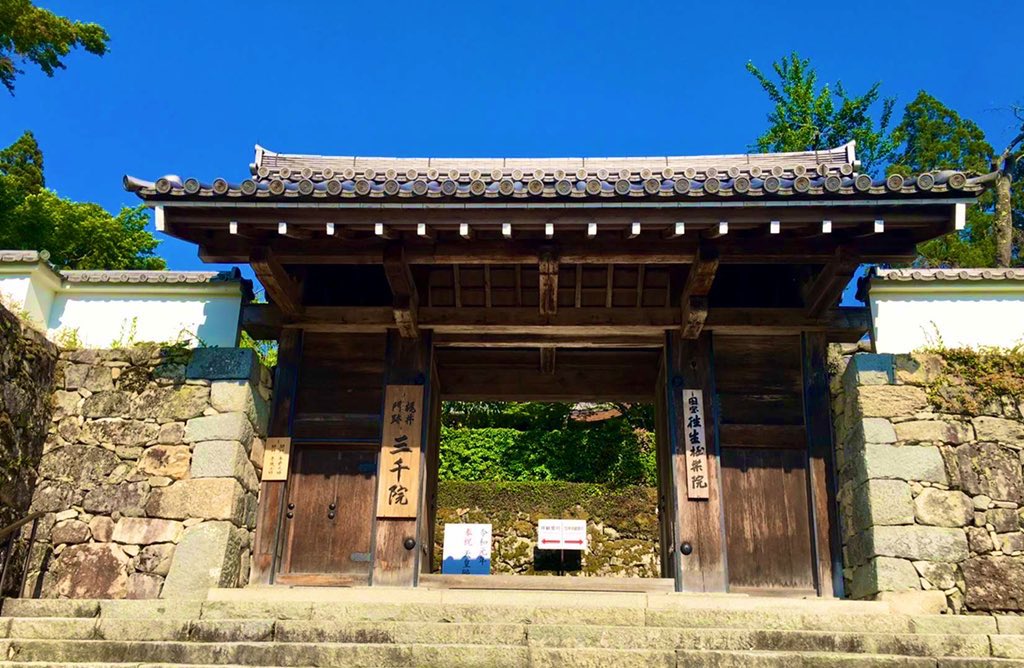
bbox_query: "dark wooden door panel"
[332,448,377,575]
[283,446,342,574]
[721,447,815,590]
[282,445,377,577]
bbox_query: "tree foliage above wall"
[748,54,1022,268]
[0,131,165,270]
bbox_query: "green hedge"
[438,423,657,486]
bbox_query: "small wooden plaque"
[262,437,292,482]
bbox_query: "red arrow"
[540,539,560,545]
[564,540,584,545]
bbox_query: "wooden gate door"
[715,335,817,593]
[280,444,377,583]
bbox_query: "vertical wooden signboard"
[377,385,424,519]
[682,390,710,499]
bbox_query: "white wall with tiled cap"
[868,269,1024,353]
[0,252,247,348]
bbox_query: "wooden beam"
[681,296,709,340]
[679,245,720,338]
[539,249,559,315]
[438,349,659,402]
[434,333,665,348]
[243,304,870,339]
[249,247,303,317]
[199,237,919,266]
[383,243,419,338]
[803,249,860,317]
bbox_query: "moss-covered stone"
[434,481,660,577]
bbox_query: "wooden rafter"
[679,245,720,338]
[383,243,419,338]
[803,248,860,317]
[249,247,303,317]
[539,249,559,315]
[605,265,614,308]
[540,347,556,374]
[574,265,583,308]
[453,265,462,308]
[484,265,492,308]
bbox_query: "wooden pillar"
[802,332,843,597]
[251,328,303,584]
[664,330,727,592]
[654,358,675,579]
[418,355,441,575]
[371,329,434,586]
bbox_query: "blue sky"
[2,1,1023,282]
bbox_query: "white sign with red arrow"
[537,519,588,551]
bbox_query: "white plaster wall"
[870,288,1024,353]
[0,275,31,311]
[46,293,241,348]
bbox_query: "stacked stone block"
[832,351,1024,613]
[0,304,58,595]
[24,346,271,600]
[433,483,660,577]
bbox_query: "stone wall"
[0,304,58,595]
[832,351,1024,613]
[434,481,660,577]
[24,346,270,600]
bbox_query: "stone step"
[675,650,1024,667]
[5,642,1023,668]
[0,639,654,668]
[0,628,1019,660]
[0,598,1007,635]
[2,598,1006,636]
[1,617,1011,654]
[528,625,999,657]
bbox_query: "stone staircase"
[1,588,1023,667]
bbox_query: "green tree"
[748,55,1021,267]
[0,0,108,94]
[746,52,897,174]
[888,92,1005,267]
[0,131,165,270]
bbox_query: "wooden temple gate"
[125,143,981,595]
